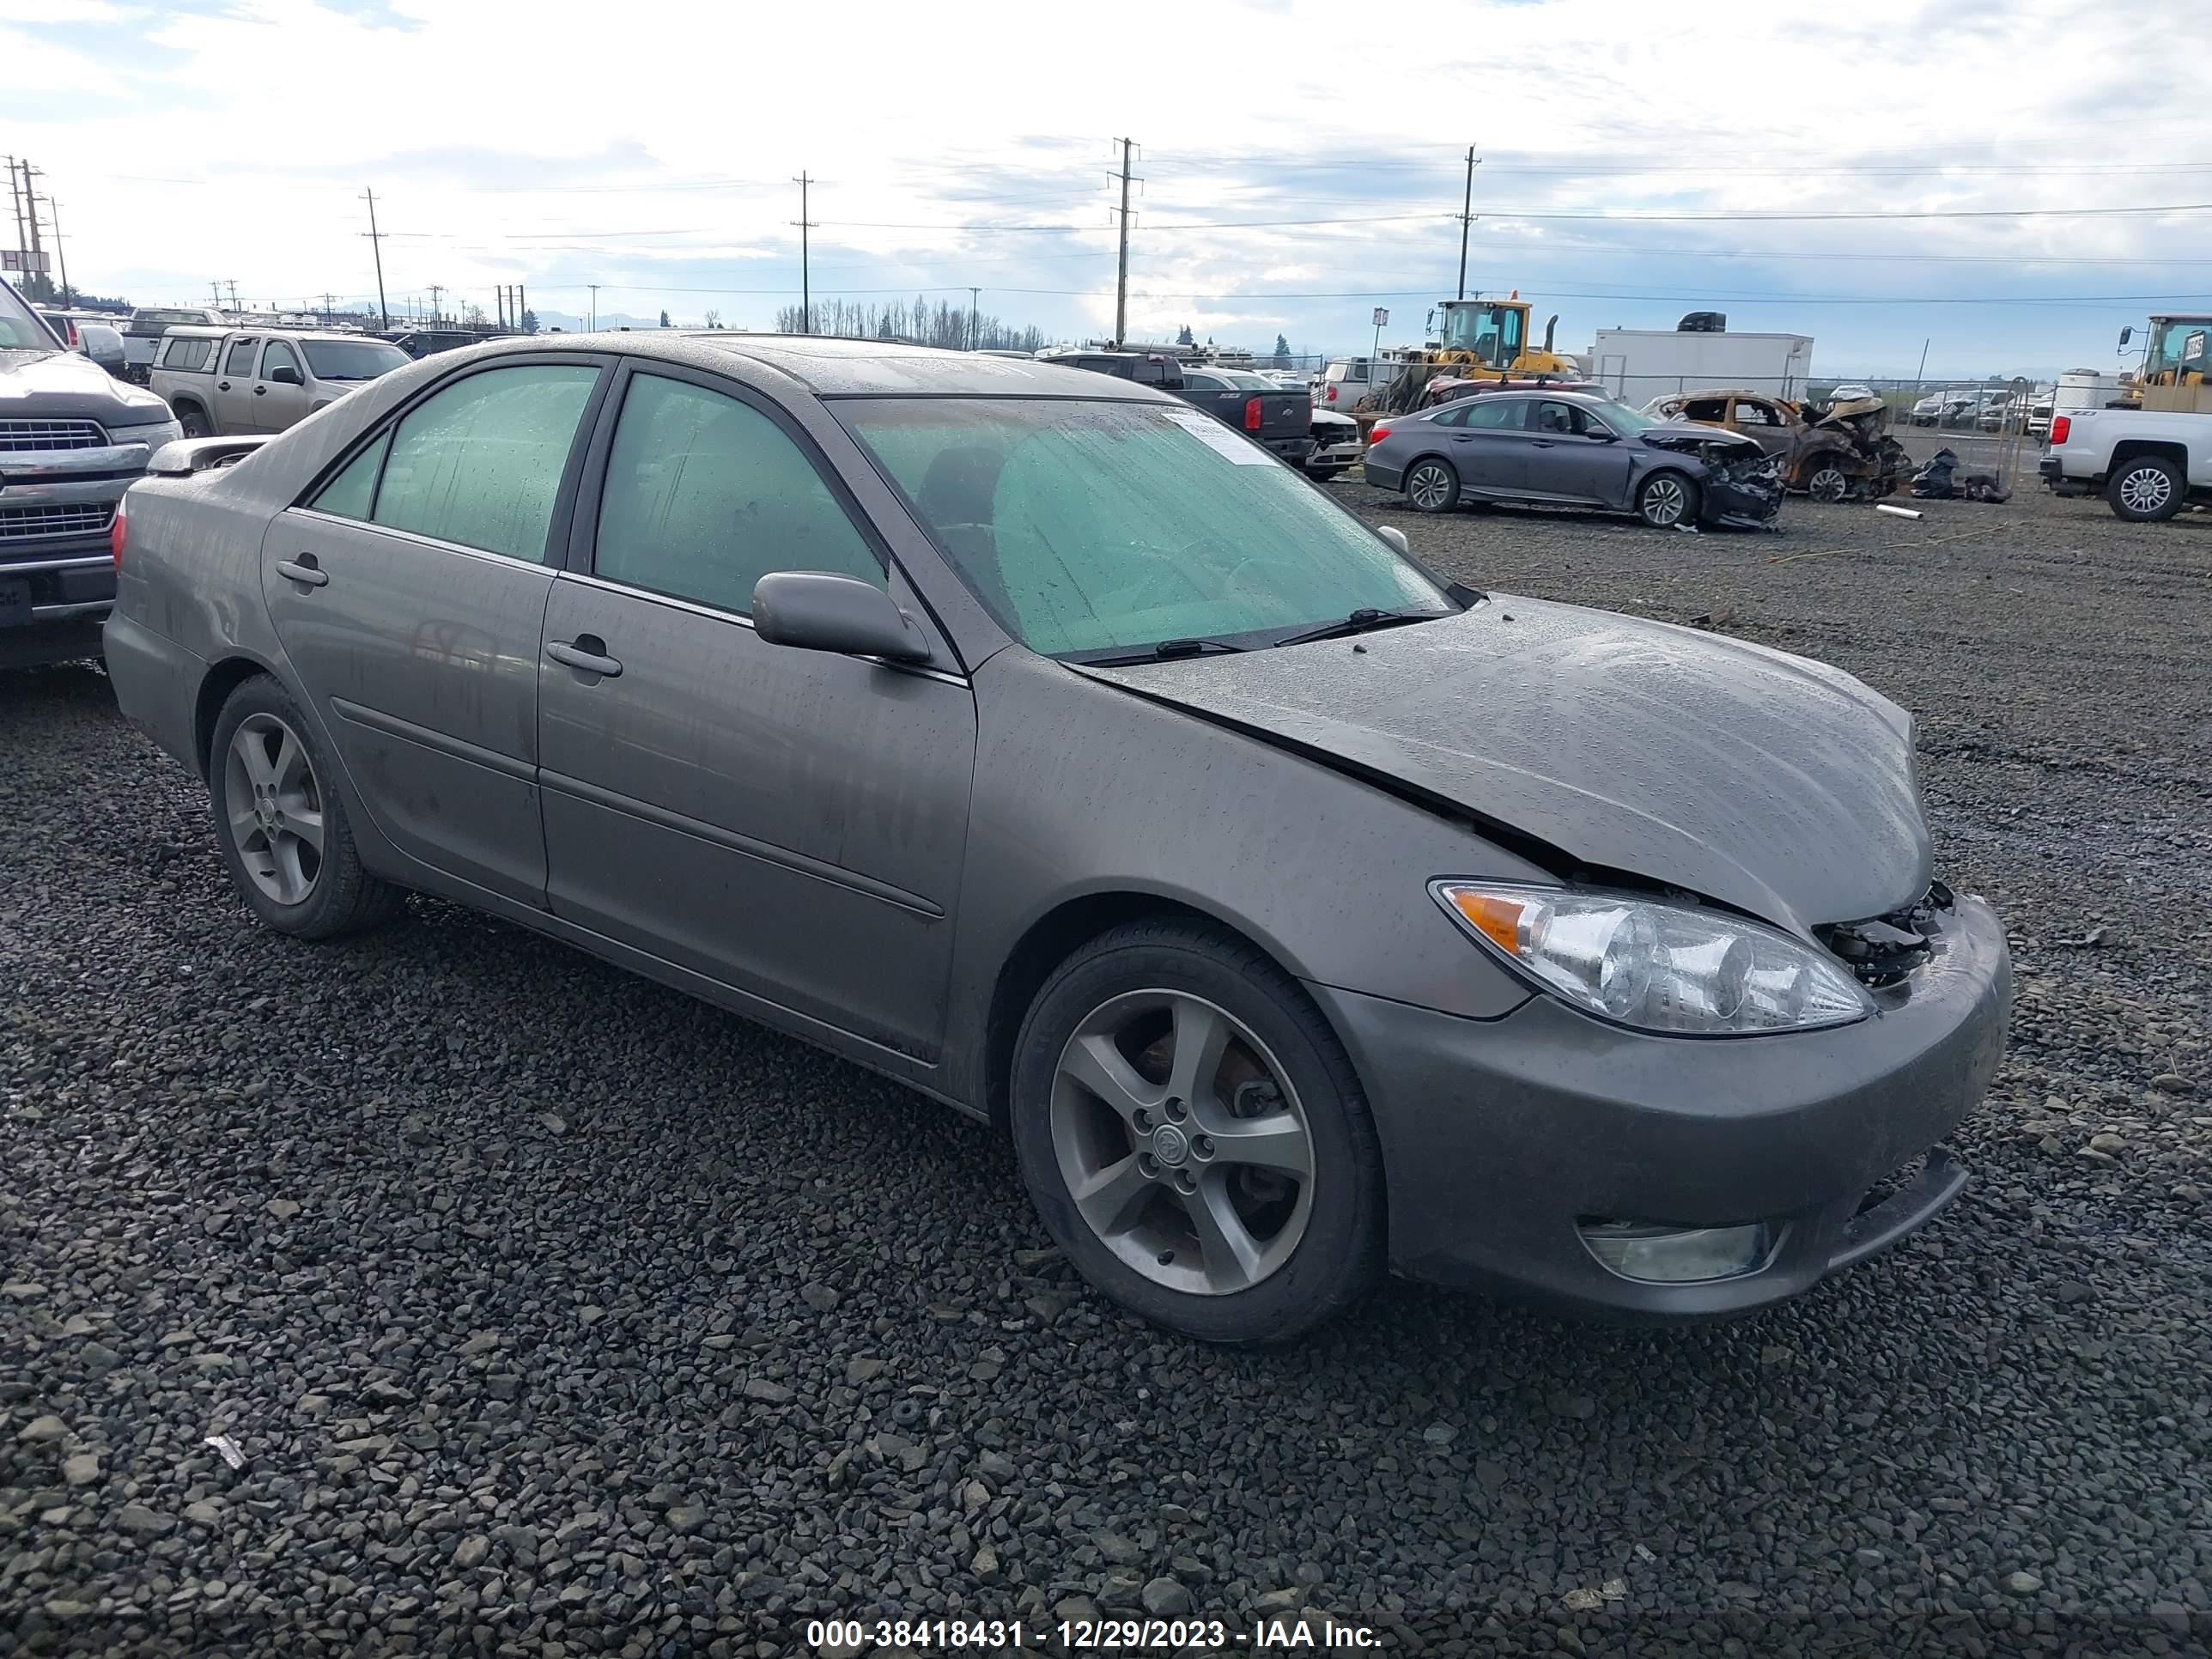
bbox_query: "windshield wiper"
[1076,638,1249,667]
[1271,606,1452,649]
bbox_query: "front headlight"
[1431,881,1873,1036]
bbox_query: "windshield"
[0,280,58,350]
[301,338,410,381]
[838,398,1452,659]
[1586,398,1662,434]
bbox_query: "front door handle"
[546,637,623,678]
[217,380,232,391]
[275,556,328,587]
[1532,439,1557,448]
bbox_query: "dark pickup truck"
[1039,349,1314,465]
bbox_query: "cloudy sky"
[5,0,2209,377]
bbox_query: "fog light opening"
[1577,1218,1777,1284]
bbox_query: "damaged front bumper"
[1320,890,2010,1320]
[1701,458,1785,527]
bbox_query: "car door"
[213,337,262,434]
[262,357,610,905]
[1528,401,1638,506]
[1729,397,1794,459]
[536,363,976,1060]
[255,337,313,433]
[1443,396,1534,496]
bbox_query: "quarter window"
[162,337,214,371]
[370,363,599,561]
[592,373,880,614]
[311,430,392,521]
[223,339,259,377]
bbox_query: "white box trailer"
[1590,328,1814,406]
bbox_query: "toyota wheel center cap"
[1151,1124,1190,1167]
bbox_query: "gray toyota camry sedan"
[105,335,2009,1342]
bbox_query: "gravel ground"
[4,473,2210,1659]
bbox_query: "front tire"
[176,404,212,439]
[1637,470,1698,528]
[1403,458,1461,514]
[1010,920,1384,1343]
[1803,461,1850,502]
[2106,456,2185,522]
[209,676,400,939]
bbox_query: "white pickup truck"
[2039,406,2212,521]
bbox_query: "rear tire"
[1636,470,1698,529]
[1010,920,1385,1344]
[2106,456,2185,522]
[1404,459,1461,514]
[208,675,401,939]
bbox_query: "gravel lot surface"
[4,472,2209,1658]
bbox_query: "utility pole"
[40,195,70,307]
[21,162,47,301]
[226,279,240,313]
[518,283,527,332]
[792,173,816,334]
[210,281,224,310]
[969,287,981,351]
[1456,144,1480,301]
[361,188,390,331]
[3,158,26,273]
[427,283,443,325]
[1111,138,1137,347]
[587,283,599,331]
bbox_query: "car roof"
[655,332,1180,399]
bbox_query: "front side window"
[593,373,880,613]
[261,340,301,382]
[370,363,599,561]
[223,339,259,376]
[1733,399,1778,426]
[841,398,1449,659]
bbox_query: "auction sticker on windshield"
[1158,405,1273,464]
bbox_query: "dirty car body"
[105,335,2005,1340]
[1365,388,1784,528]
[1643,388,1905,501]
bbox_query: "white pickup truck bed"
[2039,407,2212,521]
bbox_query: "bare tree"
[702,309,721,330]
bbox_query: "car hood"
[1080,597,1930,933]
[1,345,170,422]
[1640,420,1765,453]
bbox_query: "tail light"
[2048,414,2070,445]
[66,320,80,347]
[1368,423,1391,445]
[1325,384,1338,401]
[110,501,127,568]
[1243,397,1263,431]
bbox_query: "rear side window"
[1462,399,1527,430]
[371,364,599,561]
[592,372,880,614]
[310,430,392,521]
[223,339,259,376]
[161,337,215,372]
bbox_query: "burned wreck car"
[1364,387,1783,528]
[106,337,2003,1343]
[1642,388,1907,501]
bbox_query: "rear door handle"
[546,637,623,678]
[275,557,328,587]
[252,386,266,396]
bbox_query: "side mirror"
[1376,526,1410,556]
[1587,428,1620,441]
[752,571,931,664]
[2118,325,2133,348]
[269,364,302,386]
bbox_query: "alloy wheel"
[222,712,325,906]
[1407,464,1453,512]
[1641,476,1688,526]
[2118,465,2173,517]
[1049,988,1316,1297]
[1807,465,1849,502]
